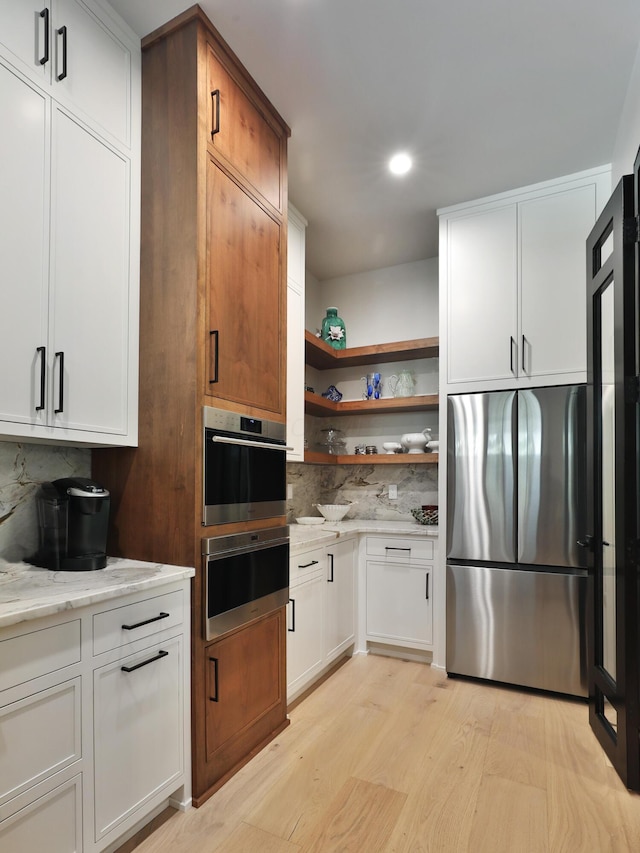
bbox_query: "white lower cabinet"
[324,538,355,663]
[287,538,356,702]
[365,535,435,651]
[287,572,324,699]
[93,635,184,841]
[0,774,82,853]
[0,579,191,852]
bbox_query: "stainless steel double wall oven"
[202,406,289,638]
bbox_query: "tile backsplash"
[0,443,90,562]
[286,461,437,522]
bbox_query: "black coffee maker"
[34,477,110,571]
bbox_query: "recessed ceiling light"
[389,152,412,176]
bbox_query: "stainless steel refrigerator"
[446,386,588,697]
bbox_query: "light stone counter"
[289,519,438,555]
[0,557,195,629]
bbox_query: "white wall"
[612,40,640,181]
[305,258,438,347]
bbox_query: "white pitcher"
[388,370,415,398]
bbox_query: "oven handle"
[211,435,293,452]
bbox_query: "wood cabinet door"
[0,61,49,427]
[446,204,518,384]
[205,610,284,759]
[206,160,283,416]
[519,184,596,378]
[207,44,282,211]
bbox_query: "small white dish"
[296,516,325,525]
[382,441,401,454]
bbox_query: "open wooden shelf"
[304,450,439,465]
[305,331,439,369]
[305,391,438,417]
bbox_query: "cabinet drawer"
[0,773,82,852]
[365,536,433,562]
[0,677,81,806]
[92,589,184,656]
[290,548,326,585]
[0,620,80,693]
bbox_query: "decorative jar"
[321,307,346,349]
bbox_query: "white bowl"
[382,441,402,454]
[296,516,325,525]
[315,503,354,522]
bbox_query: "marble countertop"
[0,557,196,629]
[289,519,438,554]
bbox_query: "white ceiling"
[109,0,640,281]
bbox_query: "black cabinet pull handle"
[385,546,411,553]
[209,330,219,384]
[211,89,220,137]
[121,649,168,673]
[298,559,319,568]
[122,611,169,631]
[425,573,430,600]
[36,346,46,411]
[522,334,528,374]
[57,25,67,81]
[209,656,219,702]
[327,553,334,582]
[510,336,517,375]
[288,597,296,632]
[54,351,64,413]
[39,8,49,65]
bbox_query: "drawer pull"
[298,559,319,569]
[425,573,430,600]
[121,649,168,673]
[385,546,411,553]
[288,597,296,632]
[122,611,170,631]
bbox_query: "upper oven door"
[203,408,287,525]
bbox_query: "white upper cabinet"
[446,204,517,385]
[440,166,611,390]
[49,109,131,436]
[0,1,134,148]
[0,63,49,428]
[0,0,140,446]
[286,204,308,461]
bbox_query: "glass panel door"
[586,172,639,790]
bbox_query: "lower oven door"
[203,526,289,640]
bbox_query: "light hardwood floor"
[130,654,640,852]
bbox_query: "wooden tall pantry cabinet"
[92,6,290,805]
